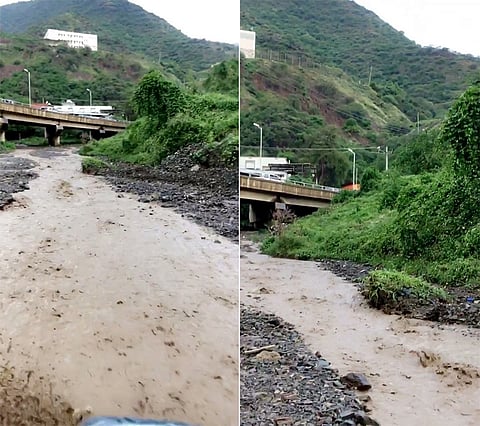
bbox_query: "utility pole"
[368,65,373,86]
[417,112,420,134]
[385,146,389,171]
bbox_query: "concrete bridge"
[240,175,340,224]
[0,103,128,145]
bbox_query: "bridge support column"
[46,125,63,146]
[248,204,257,223]
[0,118,8,143]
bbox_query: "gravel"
[90,145,238,241]
[0,154,38,209]
[241,306,379,426]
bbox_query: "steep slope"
[240,0,480,120]
[0,0,236,71]
[240,58,411,186]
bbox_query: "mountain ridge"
[0,0,236,71]
[240,0,480,120]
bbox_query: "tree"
[132,70,185,124]
[441,82,480,179]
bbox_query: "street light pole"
[253,122,263,170]
[385,146,389,171]
[23,68,31,106]
[86,88,92,106]
[347,148,356,187]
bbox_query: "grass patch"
[0,142,16,152]
[262,190,397,264]
[81,157,110,174]
[17,136,48,146]
[362,269,449,308]
[79,134,155,165]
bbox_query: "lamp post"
[23,68,31,106]
[347,148,356,187]
[253,122,263,170]
[86,88,92,106]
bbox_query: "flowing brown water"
[0,147,239,425]
[241,239,480,426]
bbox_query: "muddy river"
[241,238,480,426]
[0,147,239,425]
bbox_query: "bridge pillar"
[247,202,272,226]
[0,118,7,143]
[46,125,63,146]
[248,204,257,223]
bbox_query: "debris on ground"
[241,306,379,425]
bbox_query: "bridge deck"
[0,103,128,131]
[240,175,339,201]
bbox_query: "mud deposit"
[86,145,238,241]
[241,239,480,426]
[0,147,238,425]
[241,307,378,425]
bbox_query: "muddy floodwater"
[241,239,480,426]
[0,147,238,425]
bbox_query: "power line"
[240,145,387,152]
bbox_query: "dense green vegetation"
[263,83,480,290]
[241,0,480,121]
[0,0,235,72]
[81,60,238,167]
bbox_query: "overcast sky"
[0,0,239,44]
[354,0,480,57]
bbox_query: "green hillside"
[0,32,165,115]
[240,57,414,186]
[0,0,236,71]
[241,0,480,120]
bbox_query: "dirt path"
[241,239,480,426]
[0,147,238,425]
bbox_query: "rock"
[255,350,281,362]
[341,373,372,391]
[241,307,378,425]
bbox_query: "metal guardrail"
[240,170,341,194]
[285,180,341,193]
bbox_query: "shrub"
[362,269,448,308]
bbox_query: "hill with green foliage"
[0,0,236,72]
[0,32,156,113]
[240,57,413,186]
[241,0,480,121]
[263,83,480,295]
[81,59,239,167]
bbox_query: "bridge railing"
[285,180,341,193]
[1,98,129,123]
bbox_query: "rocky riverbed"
[0,154,38,209]
[84,144,238,241]
[241,307,379,426]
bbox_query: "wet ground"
[241,307,379,426]
[241,237,480,426]
[317,259,480,328]
[0,146,239,425]
[84,144,238,241]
